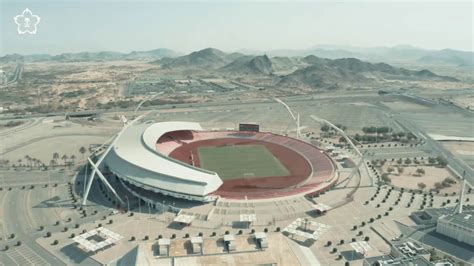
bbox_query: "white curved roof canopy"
[104,121,223,197]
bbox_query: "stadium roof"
[105,121,223,197]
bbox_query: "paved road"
[361,146,431,160]
[1,188,66,266]
[395,114,474,185]
[0,133,109,155]
[370,96,473,186]
[6,63,23,85]
[0,118,39,137]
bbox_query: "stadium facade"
[103,121,336,203]
[105,121,223,202]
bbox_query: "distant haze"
[1,1,472,55]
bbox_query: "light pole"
[125,195,130,213]
[273,98,301,139]
[138,198,141,215]
[83,163,88,196]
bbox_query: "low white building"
[436,213,474,246]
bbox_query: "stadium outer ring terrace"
[104,121,337,203]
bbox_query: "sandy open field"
[382,164,460,192]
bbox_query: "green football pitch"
[197,144,290,180]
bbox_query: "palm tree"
[70,155,76,165]
[50,160,56,169]
[79,146,87,162]
[53,152,59,165]
[17,159,22,167]
[24,155,31,168]
[61,155,68,165]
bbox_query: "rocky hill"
[158,48,244,69]
[278,56,458,89]
[219,55,275,75]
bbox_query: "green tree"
[61,154,68,165]
[416,168,425,175]
[397,167,404,175]
[387,167,395,173]
[417,182,426,190]
[79,146,87,162]
[437,156,448,167]
[321,125,330,132]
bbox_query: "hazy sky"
[1,1,472,55]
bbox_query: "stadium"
[103,121,337,204]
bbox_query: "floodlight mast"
[273,98,301,139]
[310,115,369,187]
[134,93,159,117]
[311,115,362,157]
[82,115,143,206]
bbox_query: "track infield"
[197,144,290,180]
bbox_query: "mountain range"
[278,56,458,89]
[0,49,180,63]
[1,45,472,67]
[1,46,463,90]
[154,48,458,86]
[262,45,473,67]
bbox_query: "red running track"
[166,131,335,200]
